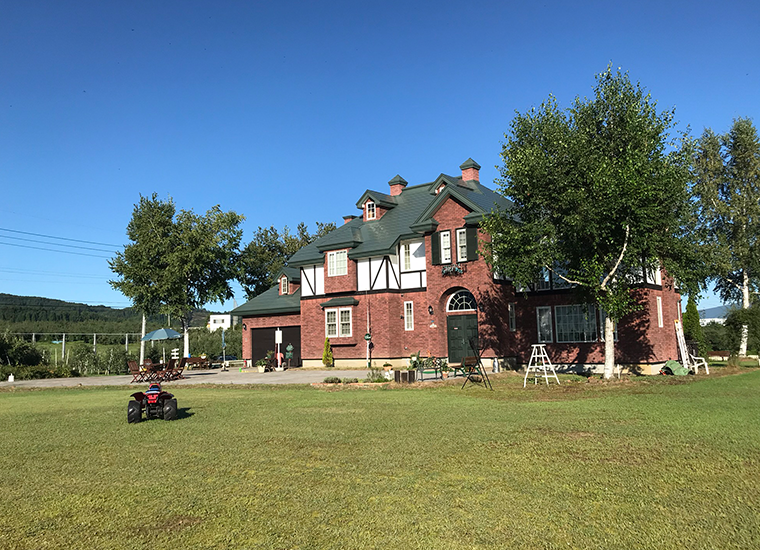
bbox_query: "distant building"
[698,305,730,326]
[207,314,237,331]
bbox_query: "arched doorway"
[446,290,478,364]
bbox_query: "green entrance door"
[447,314,478,364]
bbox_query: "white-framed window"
[366,201,376,220]
[441,231,451,264]
[280,277,289,295]
[536,306,553,343]
[599,310,619,342]
[657,296,663,328]
[456,229,467,262]
[404,301,414,331]
[325,309,338,338]
[327,250,348,276]
[401,243,411,271]
[339,308,352,337]
[446,290,477,312]
[555,304,597,343]
[325,307,352,337]
[508,303,516,332]
[534,268,551,291]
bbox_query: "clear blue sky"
[1,0,758,311]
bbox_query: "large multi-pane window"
[440,231,451,263]
[325,308,352,337]
[327,250,347,276]
[404,301,414,331]
[536,306,553,343]
[555,304,598,343]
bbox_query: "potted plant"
[438,358,450,379]
[382,362,393,380]
[255,357,268,373]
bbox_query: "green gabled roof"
[231,286,301,317]
[355,189,397,210]
[284,161,514,266]
[276,266,301,282]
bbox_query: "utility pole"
[139,314,146,364]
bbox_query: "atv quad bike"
[128,383,178,423]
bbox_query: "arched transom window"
[446,290,477,312]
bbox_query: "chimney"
[388,175,408,196]
[343,215,357,225]
[460,158,481,182]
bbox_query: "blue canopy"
[141,328,182,342]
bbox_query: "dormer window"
[435,183,446,194]
[280,277,289,295]
[365,201,376,220]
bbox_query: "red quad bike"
[128,383,178,423]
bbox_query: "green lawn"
[1,371,759,549]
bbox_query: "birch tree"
[693,118,760,356]
[110,194,244,358]
[483,67,696,378]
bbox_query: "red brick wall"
[323,249,357,295]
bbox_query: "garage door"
[250,326,301,366]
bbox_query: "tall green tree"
[682,296,706,356]
[110,194,244,357]
[692,118,760,356]
[237,221,336,299]
[483,67,698,378]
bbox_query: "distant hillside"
[0,293,215,342]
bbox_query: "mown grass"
[1,370,759,549]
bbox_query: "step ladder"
[524,344,560,387]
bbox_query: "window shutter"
[466,227,479,261]
[431,232,440,265]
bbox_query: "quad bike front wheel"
[127,400,142,424]
[163,398,178,421]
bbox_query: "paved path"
[0,368,375,389]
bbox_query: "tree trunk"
[139,314,146,364]
[739,269,750,356]
[603,316,616,379]
[183,319,190,358]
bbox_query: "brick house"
[232,159,682,374]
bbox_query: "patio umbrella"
[141,328,182,341]
[141,328,182,363]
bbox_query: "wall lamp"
[428,306,434,315]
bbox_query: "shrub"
[322,338,333,367]
[0,332,43,367]
[365,365,387,383]
[323,376,341,384]
[342,378,359,384]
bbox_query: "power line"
[0,268,108,280]
[0,234,115,253]
[0,240,113,259]
[0,227,121,248]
